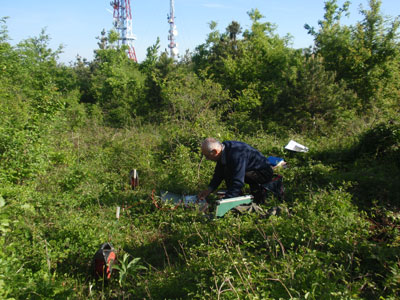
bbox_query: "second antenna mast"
[168,0,178,58]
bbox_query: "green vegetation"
[1,1,399,298]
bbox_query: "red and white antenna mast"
[167,0,178,58]
[111,0,137,62]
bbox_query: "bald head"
[201,138,223,161]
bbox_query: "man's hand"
[199,202,209,213]
[197,189,212,201]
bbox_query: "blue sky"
[1,0,399,64]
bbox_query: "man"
[198,137,274,203]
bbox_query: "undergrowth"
[1,113,399,299]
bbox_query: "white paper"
[285,140,309,152]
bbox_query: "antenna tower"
[167,0,178,58]
[111,0,137,61]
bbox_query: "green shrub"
[357,122,400,160]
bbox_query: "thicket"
[0,1,399,299]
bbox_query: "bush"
[357,122,400,160]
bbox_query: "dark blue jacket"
[208,141,271,198]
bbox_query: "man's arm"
[208,162,224,192]
[197,187,212,201]
[198,162,224,201]
[224,156,246,198]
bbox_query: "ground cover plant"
[1,1,399,299]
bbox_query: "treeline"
[79,1,398,133]
[1,0,399,299]
[2,1,399,134]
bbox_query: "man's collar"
[220,144,226,164]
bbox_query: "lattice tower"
[111,0,137,61]
[167,0,178,58]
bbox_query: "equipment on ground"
[92,243,116,280]
[129,169,139,190]
[160,191,207,210]
[215,195,254,217]
[159,191,254,218]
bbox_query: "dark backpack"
[262,174,284,200]
[92,243,116,280]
